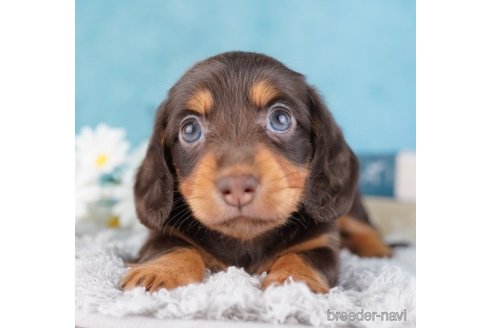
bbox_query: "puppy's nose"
[215,175,258,208]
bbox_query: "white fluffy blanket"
[75,228,415,328]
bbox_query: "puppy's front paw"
[261,270,329,294]
[119,248,205,292]
[261,253,329,294]
[119,264,201,292]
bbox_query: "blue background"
[76,0,415,154]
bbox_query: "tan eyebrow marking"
[186,89,214,114]
[250,80,279,108]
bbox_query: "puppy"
[120,51,391,294]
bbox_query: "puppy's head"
[135,52,358,240]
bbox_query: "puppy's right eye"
[180,116,203,143]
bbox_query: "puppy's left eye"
[268,106,292,133]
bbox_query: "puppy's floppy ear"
[134,103,174,231]
[303,86,358,223]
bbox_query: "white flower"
[76,124,130,175]
[75,159,101,222]
[112,141,149,228]
[111,170,137,228]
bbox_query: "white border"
[418,0,492,326]
[0,0,74,326]
[2,0,492,326]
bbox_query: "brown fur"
[254,233,339,275]
[163,227,228,271]
[123,51,390,294]
[281,233,339,255]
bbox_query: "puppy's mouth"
[216,215,266,225]
[209,214,284,240]
[184,186,297,240]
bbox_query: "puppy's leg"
[120,231,207,292]
[337,194,392,257]
[260,233,339,294]
[120,247,205,292]
[337,215,392,257]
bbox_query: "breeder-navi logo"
[327,309,407,322]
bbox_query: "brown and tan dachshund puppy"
[120,51,391,294]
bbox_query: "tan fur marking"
[253,145,308,222]
[337,216,392,257]
[120,248,205,292]
[178,145,308,240]
[250,80,279,108]
[179,152,221,220]
[186,89,214,114]
[261,253,329,293]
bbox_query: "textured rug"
[75,228,415,328]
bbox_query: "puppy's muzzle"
[215,174,258,209]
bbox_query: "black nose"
[215,175,258,208]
